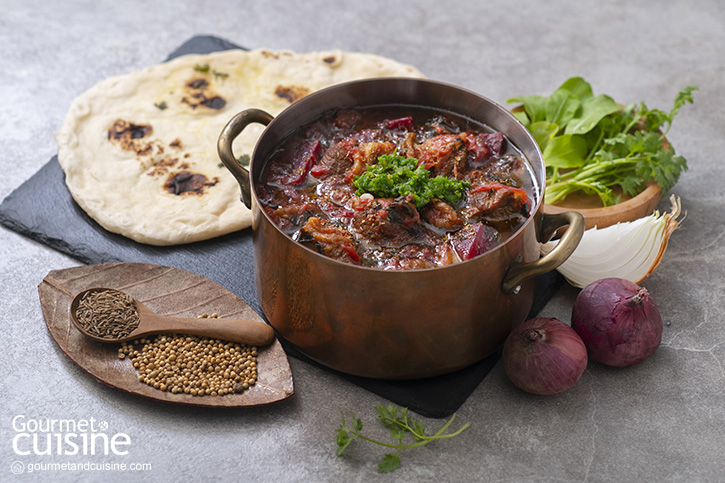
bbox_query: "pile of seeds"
[118,313,258,396]
[75,289,140,339]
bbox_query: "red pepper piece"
[383,116,414,131]
[281,141,322,185]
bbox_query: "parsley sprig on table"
[507,77,697,206]
[336,404,470,473]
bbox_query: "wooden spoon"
[70,287,275,346]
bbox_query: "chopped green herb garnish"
[336,404,470,473]
[236,154,250,167]
[193,63,227,78]
[353,153,470,208]
[154,101,168,110]
[508,77,697,206]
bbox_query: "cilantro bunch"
[336,404,470,473]
[353,153,470,209]
[507,77,697,206]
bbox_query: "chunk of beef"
[365,243,456,270]
[400,132,420,160]
[264,187,319,230]
[316,198,355,222]
[351,195,422,247]
[264,202,316,232]
[462,131,504,165]
[297,217,359,264]
[350,141,395,176]
[333,109,360,130]
[417,134,467,178]
[464,182,529,221]
[316,176,357,206]
[310,140,356,179]
[311,140,394,180]
[465,155,528,186]
[274,200,318,221]
[374,245,438,270]
[257,183,317,230]
[420,199,463,231]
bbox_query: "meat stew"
[259,106,538,270]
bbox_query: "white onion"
[541,195,684,288]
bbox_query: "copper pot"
[218,78,583,380]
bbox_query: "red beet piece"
[452,222,497,260]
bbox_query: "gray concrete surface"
[2,1,724,481]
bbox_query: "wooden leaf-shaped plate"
[39,262,294,407]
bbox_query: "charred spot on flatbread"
[165,170,219,195]
[146,138,190,176]
[181,78,227,110]
[148,157,179,177]
[108,120,154,155]
[275,85,310,104]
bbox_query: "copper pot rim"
[247,77,546,274]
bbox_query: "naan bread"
[56,48,425,245]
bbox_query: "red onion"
[502,317,588,395]
[571,278,663,367]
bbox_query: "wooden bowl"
[543,182,662,230]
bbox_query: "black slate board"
[0,35,563,418]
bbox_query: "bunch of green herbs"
[353,152,470,209]
[336,404,470,473]
[507,77,697,206]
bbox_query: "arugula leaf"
[512,110,530,126]
[528,121,559,151]
[506,94,548,124]
[508,77,697,206]
[542,134,588,169]
[564,94,621,135]
[336,404,470,474]
[557,76,594,100]
[545,89,580,127]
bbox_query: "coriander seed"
[118,312,259,397]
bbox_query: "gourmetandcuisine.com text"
[23,461,152,473]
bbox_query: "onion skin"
[502,318,588,395]
[571,278,663,367]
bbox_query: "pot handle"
[501,211,585,294]
[217,108,274,209]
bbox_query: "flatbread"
[56,48,425,245]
